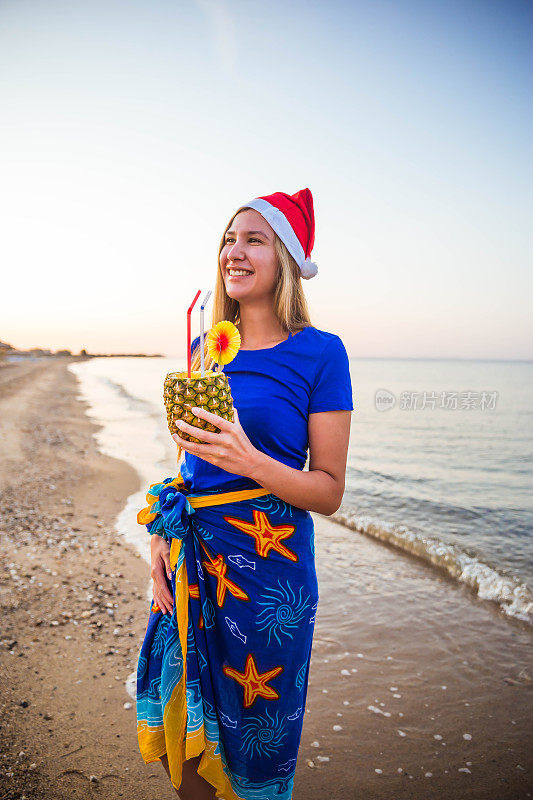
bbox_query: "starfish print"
[223,510,298,561]
[199,540,249,607]
[223,653,283,708]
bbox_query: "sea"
[68,355,533,626]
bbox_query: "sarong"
[135,475,319,799]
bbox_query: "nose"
[226,238,246,261]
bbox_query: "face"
[220,209,279,301]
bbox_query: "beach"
[0,359,531,800]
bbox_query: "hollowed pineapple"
[164,370,234,444]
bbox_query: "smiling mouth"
[227,267,254,277]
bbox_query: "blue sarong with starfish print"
[136,477,319,799]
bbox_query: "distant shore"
[0,345,163,361]
[0,360,531,800]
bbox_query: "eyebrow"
[225,230,270,240]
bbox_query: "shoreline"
[0,360,531,799]
[0,360,172,799]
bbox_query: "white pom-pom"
[300,257,318,279]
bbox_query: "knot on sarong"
[137,475,195,541]
[159,484,195,542]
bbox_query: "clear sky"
[1,0,531,359]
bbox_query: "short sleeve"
[309,335,354,413]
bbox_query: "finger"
[191,406,231,431]
[171,434,219,458]
[155,593,172,615]
[154,585,174,614]
[172,431,190,449]
[152,591,165,614]
[162,551,173,581]
[161,587,174,614]
[173,418,219,444]
[151,559,172,598]
[160,557,173,588]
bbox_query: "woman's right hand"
[150,535,174,614]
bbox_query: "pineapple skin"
[164,370,234,444]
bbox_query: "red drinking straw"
[187,290,202,378]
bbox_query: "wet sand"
[0,359,531,799]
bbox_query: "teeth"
[228,269,252,276]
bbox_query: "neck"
[236,301,288,349]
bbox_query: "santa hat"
[242,188,318,279]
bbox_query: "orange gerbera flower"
[206,321,241,366]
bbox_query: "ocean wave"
[98,375,162,417]
[331,508,533,625]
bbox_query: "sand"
[0,359,531,800]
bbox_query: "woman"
[136,188,353,800]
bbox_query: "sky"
[1,0,531,359]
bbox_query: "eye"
[224,237,262,244]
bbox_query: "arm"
[248,409,352,515]
[172,405,352,517]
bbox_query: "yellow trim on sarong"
[140,482,272,798]
[163,539,190,787]
[188,486,270,508]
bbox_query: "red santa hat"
[242,188,318,279]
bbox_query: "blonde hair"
[174,205,313,465]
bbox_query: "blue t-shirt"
[179,325,353,494]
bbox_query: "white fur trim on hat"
[300,258,318,279]
[244,197,305,266]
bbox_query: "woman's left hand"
[172,406,261,478]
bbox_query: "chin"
[224,277,254,293]
[226,287,250,300]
